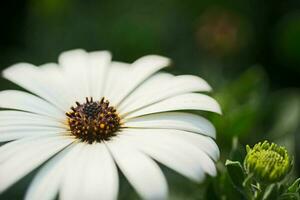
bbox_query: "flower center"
[66,97,121,143]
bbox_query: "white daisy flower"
[0,49,221,200]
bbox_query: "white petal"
[59,49,90,102]
[107,140,168,200]
[124,93,222,118]
[88,51,111,100]
[0,127,66,142]
[117,133,204,182]
[113,55,171,106]
[172,131,220,162]
[25,144,82,200]
[124,112,216,138]
[0,136,74,193]
[0,90,65,120]
[103,62,131,105]
[2,63,71,111]
[38,63,76,108]
[0,111,66,128]
[60,143,119,200]
[81,144,118,200]
[119,129,217,179]
[118,73,174,111]
[60,144,90,200]
[125,128,219,162]
[0,136,49,163]
[119,75,212,113]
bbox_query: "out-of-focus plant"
[195,7,252,60]
[274,12,300,72]
[209,66,267,149]
[226,141,300,200]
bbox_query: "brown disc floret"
[66,97,120,143]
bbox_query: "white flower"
[0,49,221,200]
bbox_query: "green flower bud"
[244,141,292,183]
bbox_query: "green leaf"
[229,137,245,163]
[225,160,246,193]
[288,178,300,193]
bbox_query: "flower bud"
[244,141,292,183]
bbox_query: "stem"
[254,182,267,200]
[243,173,255,200]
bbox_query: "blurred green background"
[0,0,300,199]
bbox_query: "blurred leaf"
[229,137,245,163]
[205,181,221,200]
[211,66,267,147]
[269,93,300,140]
[288,178,300,193]
[205,168,245,200]
[279,193,300,200]
[225,160,246,194]
[268,92,300,170]
[30,0,70,16]
[274,12,300,71]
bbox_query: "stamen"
[66,97,121,143]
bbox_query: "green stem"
[254,182,267,200]
[243,173,255,200]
